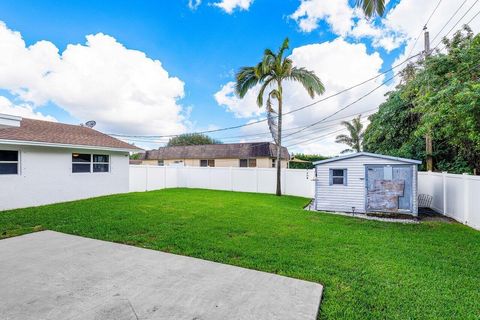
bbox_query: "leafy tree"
[130,153,142,160]
[235,38,325,195]
[363,91,425,161]
[289,153,328,169]
[167,133,222,147]
[335,115,365,153]
[364,26,480,174]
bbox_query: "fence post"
[230,166,233,191]
[463,173,469,224]
[255,167,259,193]
[442,172,447,215]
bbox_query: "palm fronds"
[356,0,385,18]
[288,67,325,98]
[335,115,364,152]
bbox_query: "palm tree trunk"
[276,82,283,196]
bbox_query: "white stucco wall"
[315,156,418,214]
[0,144,130,211]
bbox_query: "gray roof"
[313,152,422,165]
[142,142,290,160]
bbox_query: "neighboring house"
[0,114,141,211]
[138,142,290,168]
[313,152,421,216]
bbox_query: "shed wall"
[0,144,129,211]
[315,156,418,214]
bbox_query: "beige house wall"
[256,158,287,168]
[139,157,288,168]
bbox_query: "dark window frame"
[0,150,19,175]
[200,159,215,167]
[329,168,347,186]
[72,153,110,173]
[93,154,109,173]
[240,158,256,168]
[239,159,248,167]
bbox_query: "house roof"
[142,142,290,160]
[313,152,422,165]
[0,117,142,152]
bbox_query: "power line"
[282,109,377,144]
[465,8,480,25]
[285,128,347,149]
[282,72,398,140]
[406,0,443,58]
[122,107,379,146]
[431,0,468,43]
[425,0,444,26]
[432,0,479,49]
[109,53,421,139]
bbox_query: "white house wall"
[315,156,418,214]
[0,144,129,211]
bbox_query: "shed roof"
[0,116,142,152]
[313,152,422,165]
[142,142,290,160]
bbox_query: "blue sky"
[0,0,477,154]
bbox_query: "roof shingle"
[0,118,141,151]
[142,142,289,160]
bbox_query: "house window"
[0,150,19,175]
[72,153,91,173]
[158,160,164,166]
[271,159,276,168]
[330,169,347,185]
[72,153,109,173]
[93,155,109,172]
[239,159,256,168]
[200,159,215,167]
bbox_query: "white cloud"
[290,0,354,35]
[214,81,264,118]
[0,21,187,136]
[214,38,387,156]
[0,96,55,121]
[212,0,254,14]
[290,0,480,52]
[188,0,201,10]
[387,0,480,66]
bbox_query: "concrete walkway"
[0,231,322,320]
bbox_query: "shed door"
[365,165,413,212]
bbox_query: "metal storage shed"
[313,152,422,216]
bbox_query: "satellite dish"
[85,120,96,128]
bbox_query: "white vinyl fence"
[418,171,480,230]
[129,165,315,198]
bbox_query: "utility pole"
[424,26,433,171]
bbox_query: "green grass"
[1,188,479,319]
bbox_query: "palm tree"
[355,0,385,17]
[335,115,364,153]
[235,38,325,196]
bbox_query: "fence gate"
[365,165,413,213]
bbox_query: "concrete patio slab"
[0,231,322,320]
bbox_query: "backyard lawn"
[1,188,479,319]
